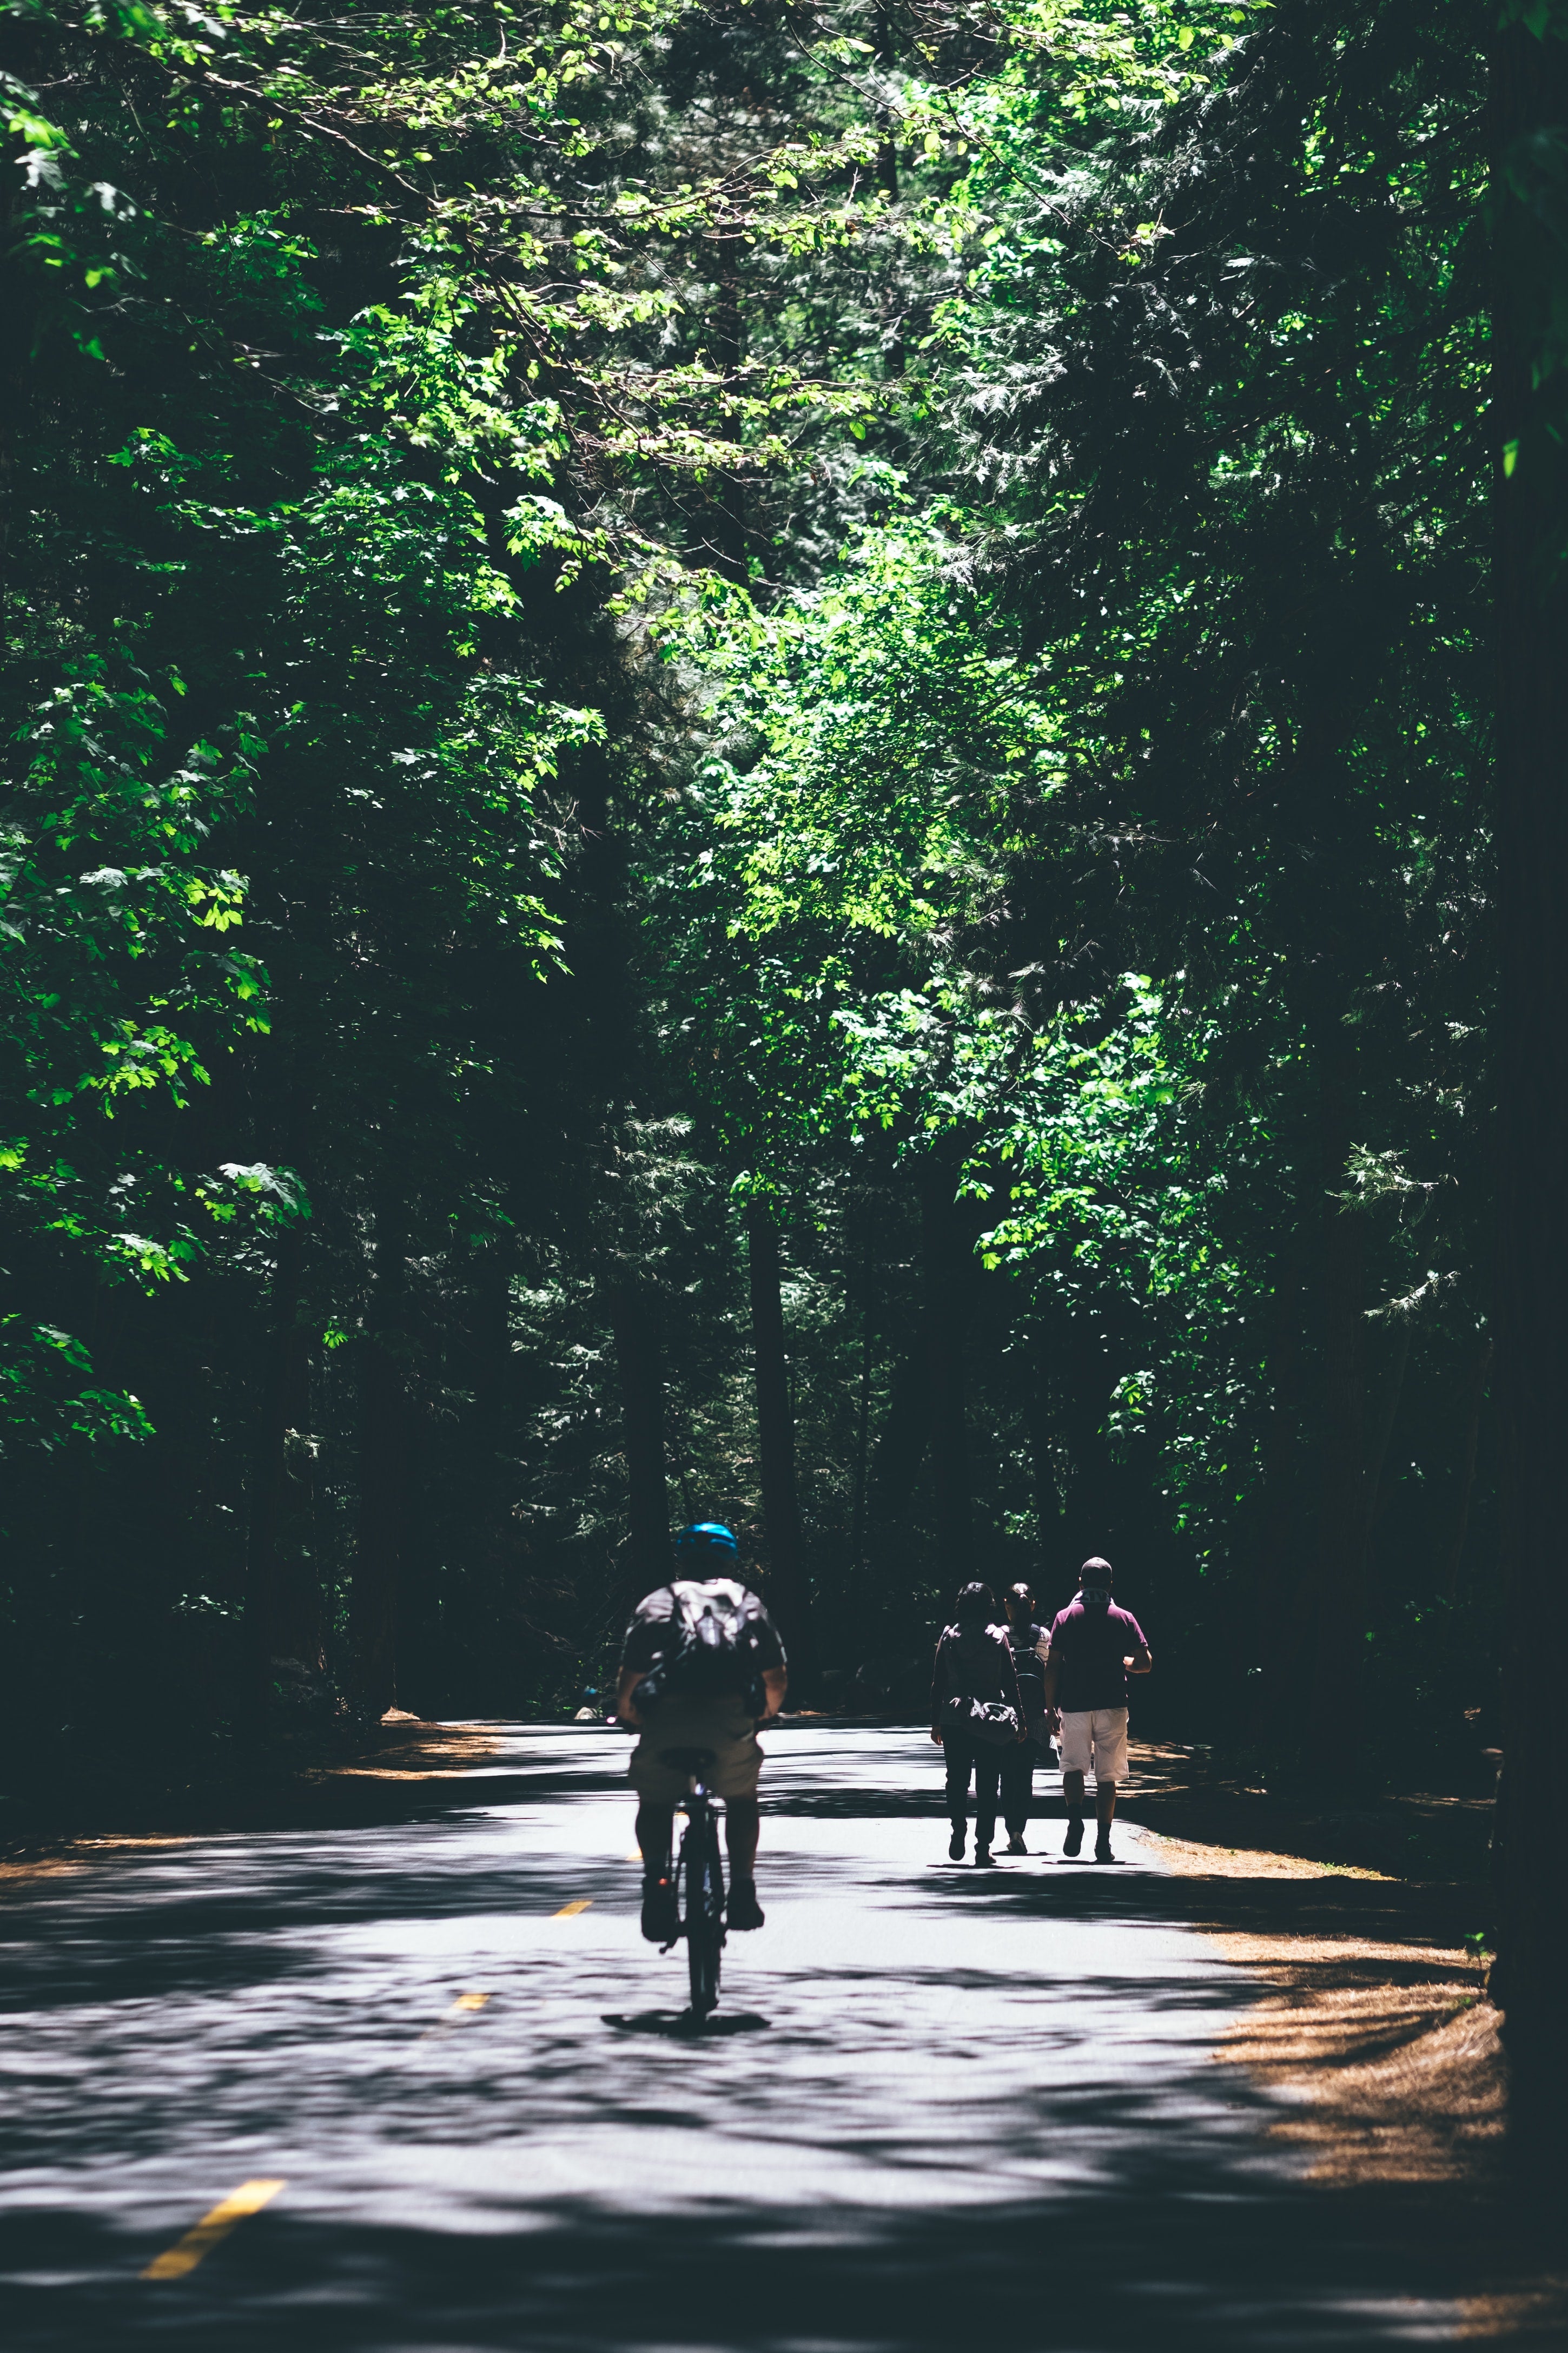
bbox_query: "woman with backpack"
[930,1582,1027,1867]
[998,1581,1053,1853]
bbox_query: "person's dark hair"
[954,1581,995,1627]
[1005,1581,1034,1607]
[1079,1556,1114,1584]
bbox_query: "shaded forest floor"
[1122,1739,1498,1881]
[0,1712,507,1855]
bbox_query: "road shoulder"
[1142,1815,1567,2346]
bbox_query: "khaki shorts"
[1057,1706,1129,1784]
[628,1694,764,1804]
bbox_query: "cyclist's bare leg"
[725,1796,759,1881]
[725,1795,764,1927]
[636,1804,676,1869]
[636,1803,678,1941]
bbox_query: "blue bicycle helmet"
[674,1521,739,1564]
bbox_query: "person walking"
[930,1582,1026,1867]
[998,1580,1052,1853]
[1043,1556,1152,1863]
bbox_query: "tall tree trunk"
[920,1163,974,1590]
[711,239,748,583]
[1361,1322,1411,1536]
[608,1278,672,1593]
[245,1225,321,1709]
[1060,1308,1116,1565]
[1248,1242,1304,1743]
[872,3,905,373]
[471,1237,517,1460]
[1443,1336,1492,1603]
[353,1207,408,1716]
[1357,1319,1412,1616]
[1306,1045,1369,1770]
[869,1340,929,1567]
[746,1203,813,1685]
[850,1205,875,1570]
[0,96,32,638]
[1491,6,1568,2119]
[1025,1306,1062,1580]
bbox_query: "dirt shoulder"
[1142,1821,1500,2187]
[321,1715,505,1781]
[1126,1739,1497,1881]
[1126,1742,1502,2189]
[1128,1750,1566,2341]
[0,1715,507,1882]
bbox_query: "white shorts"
[1057,1707,1128,1784]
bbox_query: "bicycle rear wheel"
[684,1812,725,2019]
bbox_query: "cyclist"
[616,1524,788,1942]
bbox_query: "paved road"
[0,1727,1471,2349]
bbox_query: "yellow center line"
[141,2179,285,2282]
[417,1990,492,2040]
[554,1899,593,1917]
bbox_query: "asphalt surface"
[0,1725,1473,2350]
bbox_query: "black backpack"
[1009,1623,1047,1709]
[941,1623,1023,1745]
[630,1579,771,1717]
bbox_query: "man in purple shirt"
[1042,1556,1152,1863]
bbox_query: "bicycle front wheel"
[685,1814,725,2020]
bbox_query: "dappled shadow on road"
[0,1824,1457,2023]
[0,2136,1526,2352]
[909,1840,1487,1952]
[603,2008,772,2036]
[0,1727,1540,2351]
[0,1834,642,2013]
[766,1787,952,1816]
[0,1881,1513,2351]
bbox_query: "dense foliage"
[0,0,1508,1810]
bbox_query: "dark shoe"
[1005,1834,1027,1855]
[1063,1816,1085,1858]
[948,1825,965,1861]
[1094,1837,1119,1864]
[641,1874,678,1943]
[974,1847,995,1867]
[727,1881,764,1930]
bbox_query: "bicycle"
[657,1744,726,2020]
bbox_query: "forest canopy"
[0,0,1501,1812]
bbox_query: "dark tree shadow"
[0,1725,1540,2353]
[602,2009,772,2036]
